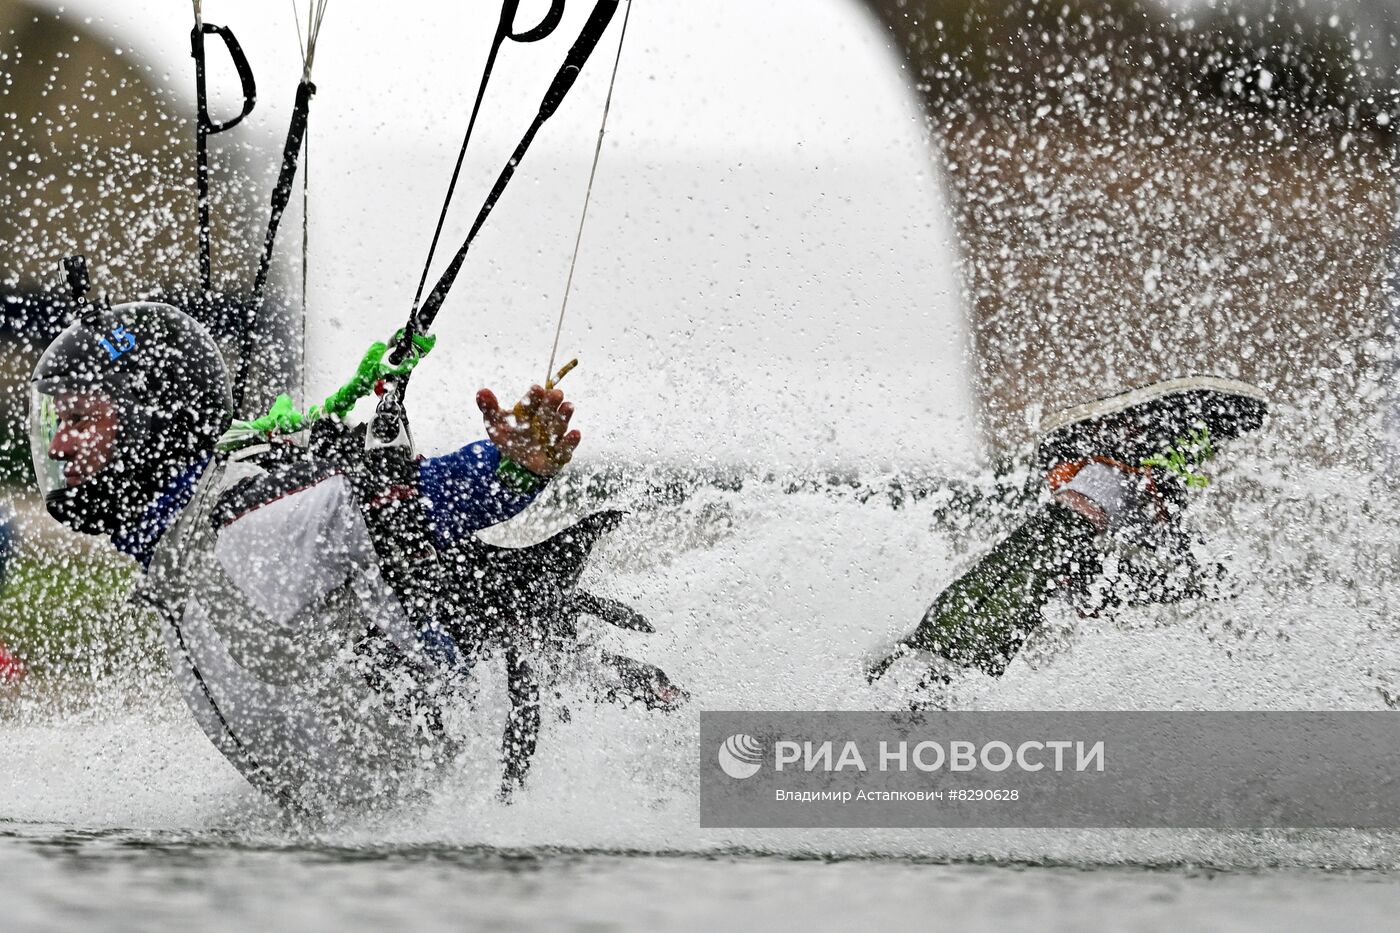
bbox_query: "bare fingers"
[476,388,506,427]
[545,400,574,441]
[553,429,582,467]
[514,384,547,421]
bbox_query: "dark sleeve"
[418,440,542,548]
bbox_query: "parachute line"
[406,6,518,319]
[546,0,634,385]
[235,2,329,411]
[395,0,623,373]
[290,0,328,404]
[292,0,331,81]
[291,2,307,69]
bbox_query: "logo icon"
[718,733,764,780]
[98,325,137,361]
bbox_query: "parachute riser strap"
[190,19,257,298]
[391,0,623,369]
[218,331,434,450]
[235,78,317,414]
[341,438,457,739]
[346,443,455,642]
[407,0,568,318]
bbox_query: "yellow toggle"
[546,357,578,391]
[512,358,580,458]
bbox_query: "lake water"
[4,442,1400,930]
[3,823,1399,933]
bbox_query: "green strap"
[495,457,544,496]
[311,330,438,422]
[219,330,437,450]
[238,392,307,435]
[1141,426,1214,489]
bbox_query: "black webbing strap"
[500,646,541,799]
[391,0,621,370]
[345,445,448,631]
[191,21,257,298]
[235,78,317,412]
[408,0,568,318]
[342,439,454,736]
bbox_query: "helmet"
[29,302,232,537]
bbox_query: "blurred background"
[867,0,1399,461]
[3,2,1397,466]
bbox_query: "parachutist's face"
[47,392,118,488]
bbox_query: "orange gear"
[1045,457,1170,524]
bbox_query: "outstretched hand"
[477,385,581,478]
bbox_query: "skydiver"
[28,300,682,810]
[868,377,1268,700]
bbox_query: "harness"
[218,415,453,695]
[219,405,646,797]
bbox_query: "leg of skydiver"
[500,645,541,799]
[574,591,652,633]
[870,379,1268,695]
[573,592,688,709]
[867,501,1100,683]
[441,514,688,786]
[565,585,687,709]
[869,455,1204,686]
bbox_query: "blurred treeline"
[866,0,1398,458]
[884,0,1395,132]
[0,2,281,492]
